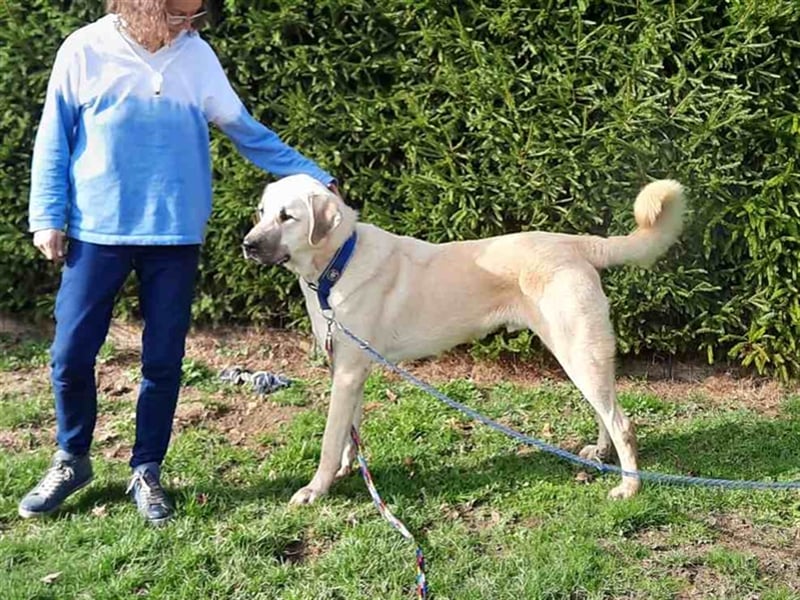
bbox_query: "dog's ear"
[306,192,342,246]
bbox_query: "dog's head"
[242,174,353,273]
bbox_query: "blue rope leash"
[333,320,800,492]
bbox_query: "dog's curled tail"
[582,179,685,269]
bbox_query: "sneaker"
[18,450,93,518]
[127,464,174,525]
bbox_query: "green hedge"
[1,1,799,377]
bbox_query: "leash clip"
[322,310,335,368]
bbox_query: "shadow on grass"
[64,482,129,514]
[638,416,800,484]
[193,415,800,512]
[197,451,571,513]
[6,416,795,523]
[0,483,128,524]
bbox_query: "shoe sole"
[130,496,174,526]
[147,514,174,526]
[17,476,93,519]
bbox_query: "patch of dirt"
[97,324,311,449]
[276,538,307,565]
[0,425,52,453]
[709,514,800,585]
[177,322,800,410]
[0,429,30,452]
[440,499,506,532]
[674,564,736,600]
[0,370,50,398]
[164,323,326,383]
[617,375,792,417]
[206,398,300,448]
[274,530,335,565]
[634,515,800,598]
[633,526,721,599]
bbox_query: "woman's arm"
[29,40,80,234]
[202,47,335,187]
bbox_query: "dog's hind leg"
[526,269,641,499]
[566,353,640,499]
[290,348,372,505]
[580,413,613,463]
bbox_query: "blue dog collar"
[308,231,358,311]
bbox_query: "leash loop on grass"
[333,320,800,492]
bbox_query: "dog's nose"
[242,239,257,256]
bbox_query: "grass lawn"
[1,325,799,599]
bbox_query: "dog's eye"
[278,208,294,223]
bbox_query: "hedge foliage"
[1,1,799,377]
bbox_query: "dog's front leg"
[290,355,371,505]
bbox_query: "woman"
[21,0,337,524]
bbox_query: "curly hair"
[106,0,173,52]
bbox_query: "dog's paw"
[608,479,641,500]
[579,444,612,463]
[289,485,325,506]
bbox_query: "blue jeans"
[50,239,200,468]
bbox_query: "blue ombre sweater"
[28,14,334,245]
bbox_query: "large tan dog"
[243,175,685,505]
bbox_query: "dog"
[243,174,685,504]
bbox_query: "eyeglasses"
[166,10,207,28]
